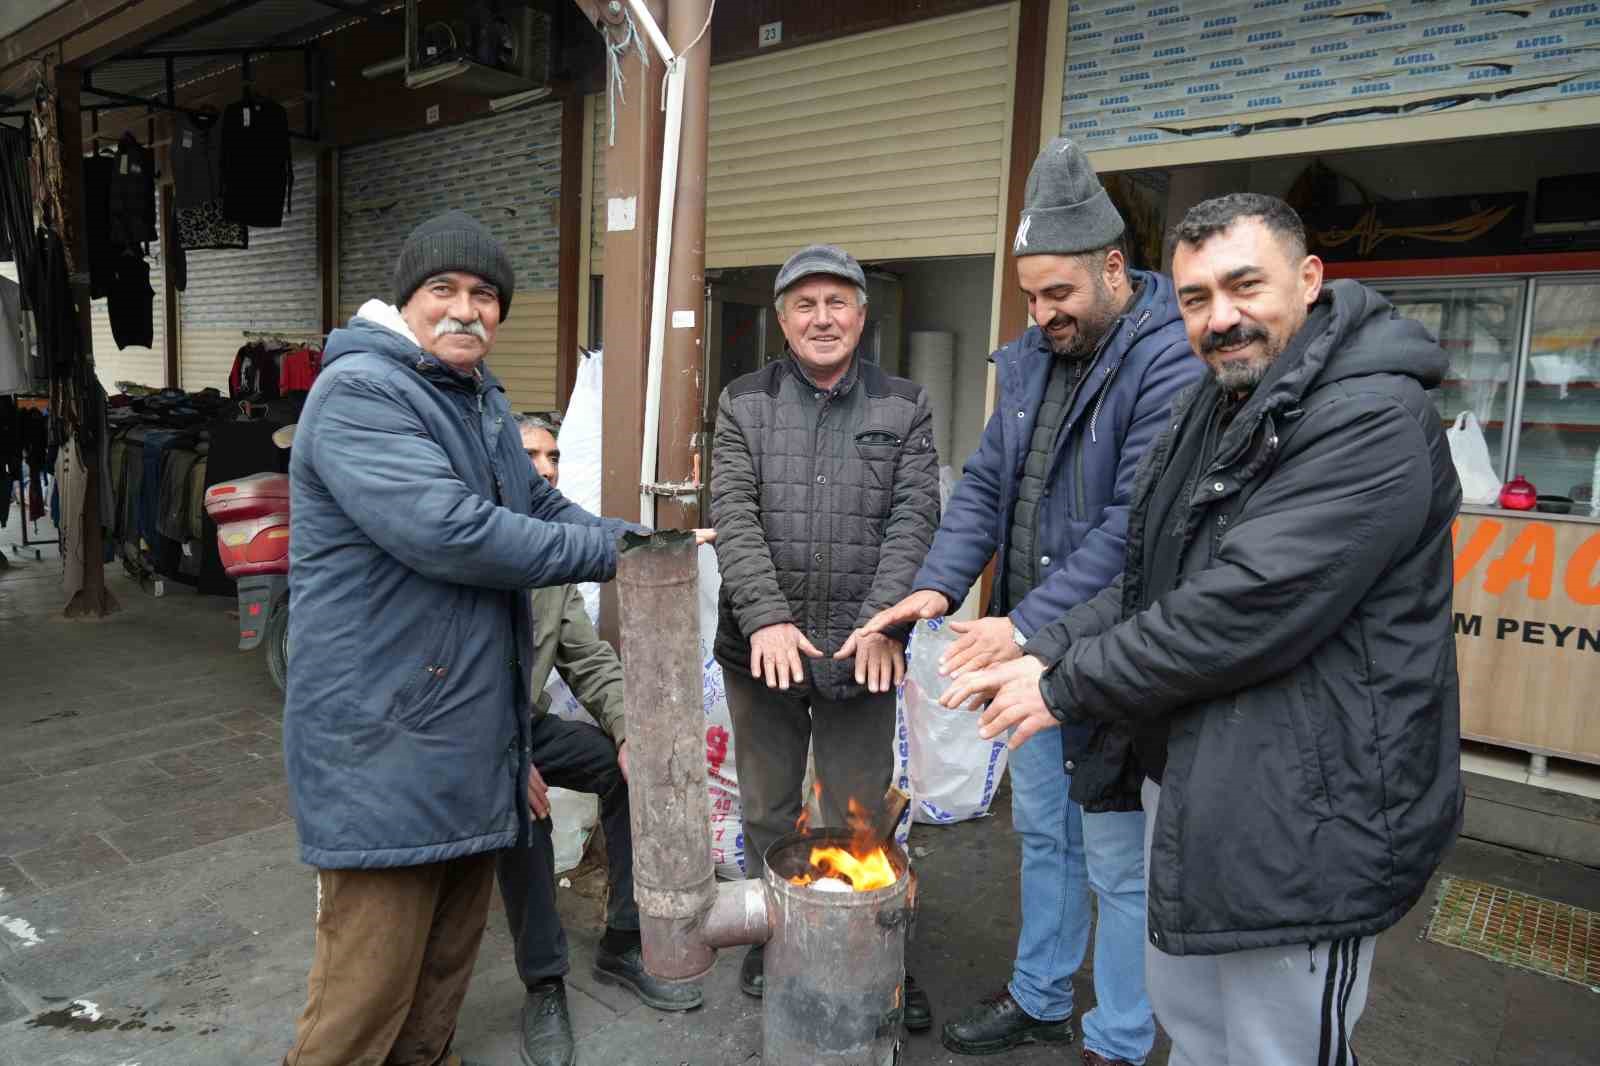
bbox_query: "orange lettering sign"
[1566,533,1600,606]
[1483,524,1556,600]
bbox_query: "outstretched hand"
[941,655,1058,750]
[835,589,952,661]
[750,623,823,691]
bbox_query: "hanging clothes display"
[221,96,291,228]
[0,397,20,528]
[278,345,321,393]
[107,133,157,246]
[172,111,247,252]
[28,225,75,389]
[107,252,154,350]
[0,125,34,295]
[0,276,25,395]
[83,151,117,299]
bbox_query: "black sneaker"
[904,972,933,1032]
[518,980,575,1066]
[593,943,704,1012]
[740,943,765,998]
[940,988,1075,1056]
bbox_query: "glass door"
[1510,276,1600,511]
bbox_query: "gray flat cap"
[774,244,866,299]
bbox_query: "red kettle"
[1499,474,1538,511]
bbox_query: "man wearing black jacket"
[944,194,1462,1066]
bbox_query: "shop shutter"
[178,155,320,392]
[91,188,165,393]
[585,6,1016,272]
[338,105,564,412]
[1061,0,1600,168]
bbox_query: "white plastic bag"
[698,543,747,880]
[557,350,605,622]
[902,618,1009,824]
[549,787,599,875]
[1446,411,1502,505]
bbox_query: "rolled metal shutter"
[338,105,564,412]
[178,155,320,392]
[91,188,165,393]
[586,6,1016,273]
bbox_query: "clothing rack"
[241,329,324,343]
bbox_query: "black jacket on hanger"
[107,133,157,246]
[221,97,291,228]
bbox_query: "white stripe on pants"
[1142,778,1376,1066]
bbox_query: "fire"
[792,845,897,892]
[788,794,898,892]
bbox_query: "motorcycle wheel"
[266,598,289,693]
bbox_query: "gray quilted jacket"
[710,354,941,700]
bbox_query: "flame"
[788,791,898,893]
[792,845,897,892]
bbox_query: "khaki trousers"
[282,852,498,1066]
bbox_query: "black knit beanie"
[392,209,516,320]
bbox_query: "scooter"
[202,425,294,692]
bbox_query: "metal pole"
[594,0,665,645]
[654,0,710,533]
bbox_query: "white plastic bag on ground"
[549,787,599,875]
[902,618,1009,824]
[1446,411,1502,505]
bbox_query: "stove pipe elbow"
[616,533,770,982]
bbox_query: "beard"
[1045,275,1122,359]
[1200,323,1281,392]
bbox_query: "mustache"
[1045,314,1075,332]
[1200,324,1267,354]
[434,317,488,341]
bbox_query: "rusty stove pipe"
[616,533,770,980]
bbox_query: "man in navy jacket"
[845,140,1200,1065]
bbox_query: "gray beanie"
[392,209,516,320]
[1012,137,1125,258]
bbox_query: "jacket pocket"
[391,604,461,728]
[855,429,902,491]
[1286,678,1334,821]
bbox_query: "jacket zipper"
[1088,308,1151,444]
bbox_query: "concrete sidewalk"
[2,532,1598,1065]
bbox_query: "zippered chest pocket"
[855,430,902,492]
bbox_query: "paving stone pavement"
[3,521,1599,1065]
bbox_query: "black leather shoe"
[940,989,1075,1056]
[593,943,704,1011]
[519,981,575,1066]
[740,943,765,998]
[904,972,933,1032]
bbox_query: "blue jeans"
[1008,727,1154,1063]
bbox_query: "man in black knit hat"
[281,209,647,1066]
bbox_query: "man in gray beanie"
[844,138,1202,1065]
[279,210,646,1066]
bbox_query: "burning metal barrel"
[763,828,913,1066]
[617,532,914,1065]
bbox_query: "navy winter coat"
[285,313,628,869]
[912,269,1202,732]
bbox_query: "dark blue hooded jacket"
[285,310,628,869]
[912,270,1201,747]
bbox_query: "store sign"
[1451,513,1600,761]
[1305,193,1526,261]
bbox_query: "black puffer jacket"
[1027,281,1463,956]
[711,354,940,700]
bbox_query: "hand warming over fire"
[850,632,905,694]
[750,622,824,690]
[941,655,1058,749]
[939,616,1023,677]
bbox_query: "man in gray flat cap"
[709,244,941,1027]
[846,139,1201,1065]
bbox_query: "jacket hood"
[1249,280,1446,411]
[324,299,424,369]
[325,298,504,393]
